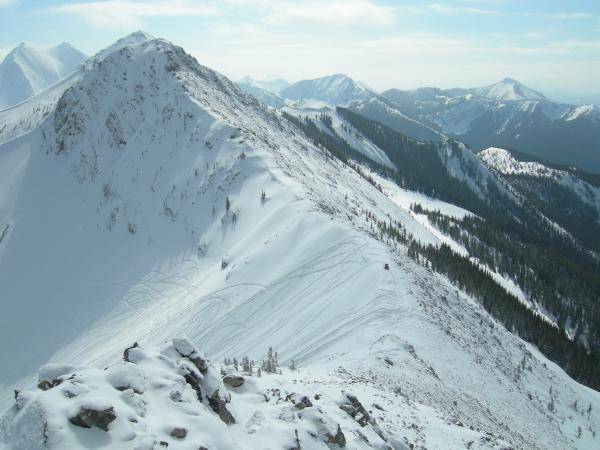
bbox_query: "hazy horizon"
[1,0,599,105]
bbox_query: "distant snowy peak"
[0,41,86,109]
[472,77,545,102]
[237,78,285,108]
[239,75,289,94]
[281,73,375,107]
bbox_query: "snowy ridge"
[479,147,600,210]
[0,33,599,449]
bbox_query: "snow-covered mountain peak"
[474,77,545,101]
[0,41,86,110]
[93,30,155,61]
[239,75,289,94]
[281,73,375,107]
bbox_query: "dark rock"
[170,427,187,439]
[69,406,116,431]
[208,390,235,425]
[38,379,62,391]
[288,429,301,450]
[286,393,313,410]
[294,396,313,410]
[123,342,139,362]
[13,390,19,400]
[183,373,203,402]
[222,374,244,388]
[327,424,346,447]
[173,339,208,373]
[340,393,370,426]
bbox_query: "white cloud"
[48,0,219,29]
[402,3,499,15]
[264,0,394,27]
[207,22,266,37]
[529,12,594,20]
[0,0,18,6]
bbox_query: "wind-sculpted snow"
[1,33,599,449]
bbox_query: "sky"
[1,0,600,104]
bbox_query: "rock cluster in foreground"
[0,339,399,449]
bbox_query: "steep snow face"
[282,106,395,168]
[281,74,374,107]
[438,142,514,201]
[473,77,546,102]
[0,42,86,109]
[1,34,600,449]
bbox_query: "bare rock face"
[170,427,187,439]
[69,405,116,431]
[208,390,235,425]
[37,364,78,391]
[123,342,139,362]
[173,338,209,373]
[340,392,370,426]
[327,424,346,447]
[291,394,313,410]
[222,374,245,388]
[339,392,386,442]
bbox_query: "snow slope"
[0,33,599,449]
[0,42,86,110]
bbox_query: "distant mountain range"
[237,74,600,173]
[383,78,600,173]
[0,42,86,109]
